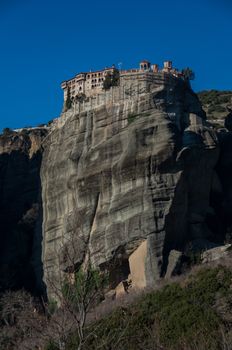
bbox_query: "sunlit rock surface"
[41,78,219,295]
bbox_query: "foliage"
[67,266,232,350]
[1,267,232,349]
[103,69,120,90]
[65,87,72,111]
[127,113,138,124]
[182,67,195,81]
[208,105,226,114]
[197,90,232,123]
[198,90,232,106]
[62,267,106,310]
[45,340,59,350]
[103,73,112,90]
[61,267,107,349]
[2,127,13,136]
[111,69,120,86]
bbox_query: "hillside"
[65,264,232,350]
[198,90,232,128]
[1,263,232,349]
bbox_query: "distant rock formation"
[0,129,47,294]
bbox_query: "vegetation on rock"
[198,90,232,126]
[1,265,232,349]
[127,113,138,124]
[65,87,72,111]
[182,67,195,81]
[2,127,14,136]
[66,266,232,350]
[103,70,120,90]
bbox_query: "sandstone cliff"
[40,77,222,296]
[1,81,232,298]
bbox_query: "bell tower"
[140,60,151,71]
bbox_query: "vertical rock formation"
[41,78,219,296]
[0,129,47,294]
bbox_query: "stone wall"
[55,72,181,130]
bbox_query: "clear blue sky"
[0,0,231,131]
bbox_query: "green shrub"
[62,267,107,309]
[219,95,231,104]
[72,266,232,350]
[2,127,13,136]
[103,69,120,90]
[198,90,232,108]
[208,105,226,114]
[45,340,59,350]
[65,87,72,111]
[127,113,137,124]
[182,67,195,81]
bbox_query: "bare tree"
[43,228,107,350]
[0,290,45,350]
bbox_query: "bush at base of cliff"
[45,340,59,350]
[0,290,45,349]
[66,266,232,350]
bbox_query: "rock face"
[41,77,220,296]
[2,81,231,298]
[216,131,232,239]
[0,129,47,294]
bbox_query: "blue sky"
[0,0,231,131]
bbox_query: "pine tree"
[112,69,120,87]
[182,67,195,81]
[65,87,72,111]
[103,73,112,90]
[103,69,120,90]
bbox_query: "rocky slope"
[0,129,47,294]
[40,78,226,297]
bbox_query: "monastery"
[61,60,182,103]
